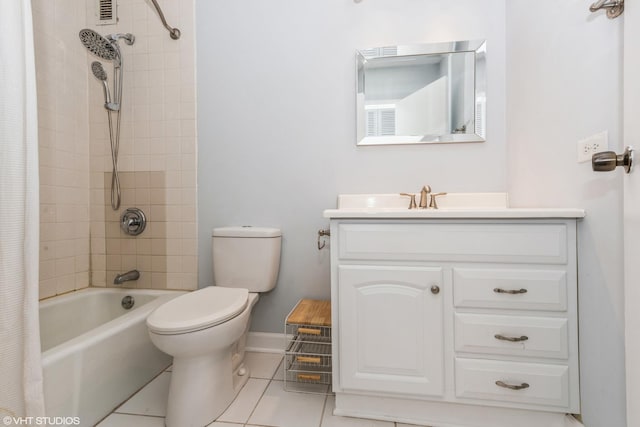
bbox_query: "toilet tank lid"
[212,226,281,238]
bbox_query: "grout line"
[109,413,165,419]
[100,365,171,422]
[242,356,283,425]
[317,393,329,427]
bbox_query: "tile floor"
[96,352,427,427]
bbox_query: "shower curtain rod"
[148,0,181,40]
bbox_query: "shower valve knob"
[120,208,147,236]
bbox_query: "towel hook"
[589,0,624,19]
[317,229,330,250]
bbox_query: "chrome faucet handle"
[419,185,431,209]
[120,208,146,236]
[429,192,447,209]
[400,193,417,209]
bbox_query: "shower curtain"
[0,0,45,419]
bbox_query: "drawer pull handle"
[495,380,530,391]
[298,373,322,381]
[296,356,321,364]
[494,334,529,342]
[298,327,322,335]
[493,288,528,294]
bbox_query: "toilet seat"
[147,286,249,334]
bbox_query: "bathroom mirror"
[356,40,486,146]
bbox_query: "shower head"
[79,29,118,61]
[91,61,107,81]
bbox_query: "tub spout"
[114,269,140,285]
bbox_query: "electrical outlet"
[577,131,609,163]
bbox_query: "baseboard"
[246,332,287,353]
[565,415,584,426]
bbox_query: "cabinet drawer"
[453,268,567,311]
[455,313,569,359]
[338,223,568,264]
[455,358,570,410]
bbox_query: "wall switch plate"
[577,131,609,163]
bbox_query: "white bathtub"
[40,288,185,427]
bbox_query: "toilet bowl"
[146,226,281,427]
[147,288,258,427]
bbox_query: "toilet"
[146,226,281,427]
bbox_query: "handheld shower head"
[79,29,119,61]
[91,61,107,81]
[91,61,117,111]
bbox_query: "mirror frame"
[356,39,487,146]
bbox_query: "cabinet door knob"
[495,380,530,391]
[430,285,440,295]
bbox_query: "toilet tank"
[212,226,282,292]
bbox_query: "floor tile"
[96,413,165,427]
[321,396,394,427]
[245,351,284,379]
[248,380,327,427]
[397,424,432,427]
[273,357,285,381]
[115,371,171,416]
[217,378,270,424]
[208,422,244,427]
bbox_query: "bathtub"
[40,288,185,427]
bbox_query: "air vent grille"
[365,106,396,137]
[96,0,117,26]
[361,46,398,59]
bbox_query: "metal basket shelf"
[284,299,332,394]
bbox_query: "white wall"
[196,1,626,424]
[505,2,625,426]
[196,0,507,333]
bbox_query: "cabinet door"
[338,265,444,397]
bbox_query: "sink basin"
[324,193,586,219]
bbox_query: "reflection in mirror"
[356,40,486,145]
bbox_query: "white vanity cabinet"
[327,216,583,427]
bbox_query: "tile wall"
[101,171,197,289]
[33,0,197,298]
[33,0,91,299]
[88,0,197,290]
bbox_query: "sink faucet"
[114,269,140,285]
[429,192,448,209]
[419,185,431,209]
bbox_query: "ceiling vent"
[96,0,117,26]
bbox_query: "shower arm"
[148,0,181,40]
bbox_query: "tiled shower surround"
[100,172,197,289]
[33,0,91,298]
[34,0,197,298]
